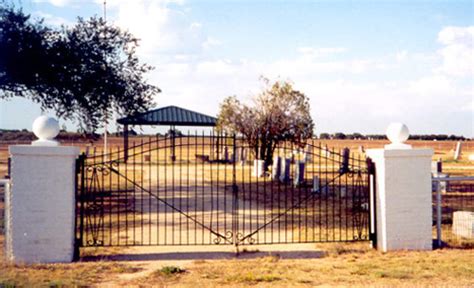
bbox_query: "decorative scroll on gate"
[76,134,371,247]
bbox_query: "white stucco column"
[367,123,433,252]
[6,116,80,263]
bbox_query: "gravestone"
[234,147,240,163]
[279,158,291,183]
[224,146,229,162]
[312,176,320,193]
[293,161,305,187]
[241,148,247,165]
[304,145,312,162]
[454,141,462,160]
[452,211,474,239]
[339,186,347,198]
[272,156,282,180]
[321,184,330,196]
[252,159,265,177]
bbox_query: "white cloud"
[438,26,474,46]
[33,0,71,7]
[202,37,222,50]
[147,41,472,136]
[395,50,408,62]
[436,26,474,77]
[32,11,72,26]
[96,2,472,136]
[105,0,211,57]
[297,47,347,58]
[461,100,474,112]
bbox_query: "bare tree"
[217,77,314,167]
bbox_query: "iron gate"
[76,133,374,247]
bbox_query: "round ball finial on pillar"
[385,122,412,149]
[32,116,60,146]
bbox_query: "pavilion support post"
[216,133,220,161]
[124,124,129,162]
[171,125,176,162]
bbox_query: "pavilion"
[117,105,217,161]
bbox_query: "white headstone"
[452,211,474,239]
[312,176,320,193]
[279,158,291,183]
[293,161,305,187]
[241,148,247,165]
[252,159,265,177]
[234,147,240,163]
[454,141,462,160]
[272,156,282,181]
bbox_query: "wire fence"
[433,176,474,248]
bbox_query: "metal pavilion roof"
[117,105,217,127]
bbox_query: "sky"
[0,0,473,137]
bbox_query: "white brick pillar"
[5,116,80,263]
[367,123,433,252]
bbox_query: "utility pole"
[103,0,108,157]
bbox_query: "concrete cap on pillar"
[32,116,60,146]
[385,122,412,150]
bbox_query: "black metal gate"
[76,133,374,247]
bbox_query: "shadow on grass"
[81,250,325,262]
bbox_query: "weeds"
[158,266,185,276]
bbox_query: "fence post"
[436,181,442,248]
[232,134,239,247]
[367,157,377,248]
[367,123,433,252]
[6,116,80,263]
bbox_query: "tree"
[319,133,330,140]
[333,132,346,140]
[0,6,159,131]
[0,6,52,100]
[217,78,314,167]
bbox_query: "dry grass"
[0,236,143,287]
[0,234,473,286]
[116,243,474,287]
[0,260,142,287]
